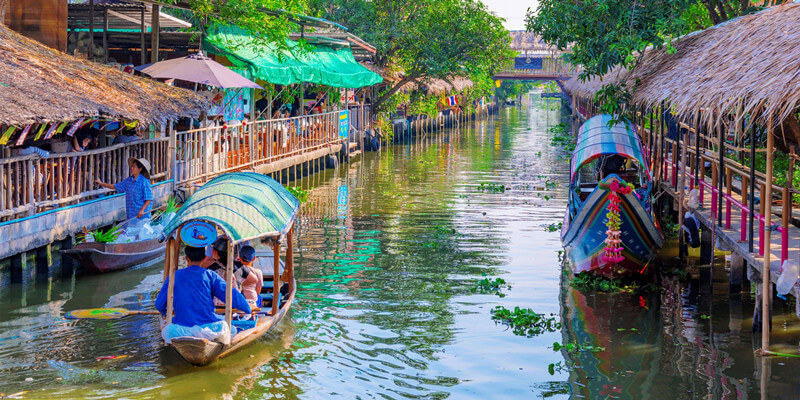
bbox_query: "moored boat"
[60,237,164,274]
[561,115,663,276]
[159,172,300,366]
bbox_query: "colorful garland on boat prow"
[602,180,633,265]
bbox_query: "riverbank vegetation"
[526,1,763,120]
[310,0,514,137]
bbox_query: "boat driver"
[155,221,251,345]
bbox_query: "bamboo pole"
[272,238,281,315]
[678,129,689,259]
[761,117,774,352]
[287,227,295,294]
[225,241,234,336]
[717,117,725,226]
[749,122,756,252]
[165,237,176,324]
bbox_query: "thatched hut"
[564,2,800,350]
[0,21,207,129]
[564,2,800,131]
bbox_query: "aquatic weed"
[471,277,510,297]
[287,187,309,202]
[552,342,605,353]
[477,182,506,193]
[544,222,562,232]
[491,306,561,337]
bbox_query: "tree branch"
[373,75,418,111]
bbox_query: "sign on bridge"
[514,57,543,70]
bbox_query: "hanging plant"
[601,180,632,265]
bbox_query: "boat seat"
[259,293,281,309]
[231,316,258,331]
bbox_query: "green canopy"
[204,27,383,88]
[163,172,300,243]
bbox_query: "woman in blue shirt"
[94,157,153,220]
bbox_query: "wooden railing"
[495,57,574,78]
[0,138,168,221]
[175,111,344,186]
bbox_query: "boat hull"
[165,279,296,366]
[562,178,663,276]
[60,239,165,274]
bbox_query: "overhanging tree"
[526,0,767,117]
[311,0,513,112]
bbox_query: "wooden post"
[272,238,281,315]
[718,119,725,226]
[224,241,234,334]
[165,237,177,324]
[749,122,757,253]
[89,0,95,60]
[678,130,689,258]
[102,6,108,63]
[167,122,175,193]
[761,117,774,352]
[287,226,294,294]
[150,4,160,63]
[140,5,146,64]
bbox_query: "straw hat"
[128,157,151,180]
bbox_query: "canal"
[1,96,800,399]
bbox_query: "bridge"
[492,55,574,81]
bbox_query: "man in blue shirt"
[156,231,251,345]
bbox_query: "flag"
[33,124,46,141]
[43,123,58,140]
[446,96,458,106]
[66,118,84,137]
[15,124,32,146]
[55,122,69,134]
[0,126,17,145]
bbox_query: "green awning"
[204,27,383,88]
[163,172,300,243]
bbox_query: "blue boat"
[561,115,663,276]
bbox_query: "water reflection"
[2,97,799,399]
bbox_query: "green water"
[2,97,800,399]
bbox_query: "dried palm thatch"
[564,3,800,128]
[0,23,208,127]
[359,62,473,96]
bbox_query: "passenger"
[155,222,251,344]
[94,157,153,220]
[237,245,264,307]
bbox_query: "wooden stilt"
[287,227,295,294]
[678,130,688,259]
[225,241,234,332]
[165,237,177,324]
[761,118,774,351]
[272,238,281,315]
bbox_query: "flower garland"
[602,180,632,265]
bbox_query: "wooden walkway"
[660,158,800,312]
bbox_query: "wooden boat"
[561,115,663,276]
[159,172,300,366]
[60,237,164,274]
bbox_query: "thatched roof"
[0,23,208,127]
[360,63,473,95]
[563,3,800,127]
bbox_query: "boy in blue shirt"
[156,222,251,345]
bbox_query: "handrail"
[0,138,168,220]
[174,111,347,187]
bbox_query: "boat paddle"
[64,307,161,320]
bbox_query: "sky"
[481,0,537,31]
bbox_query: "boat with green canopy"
[159,172,300,366]
[561,115,663,277]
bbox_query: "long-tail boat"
[60,238,164,274]
[159,172,300,366]
[561,115,663,276]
